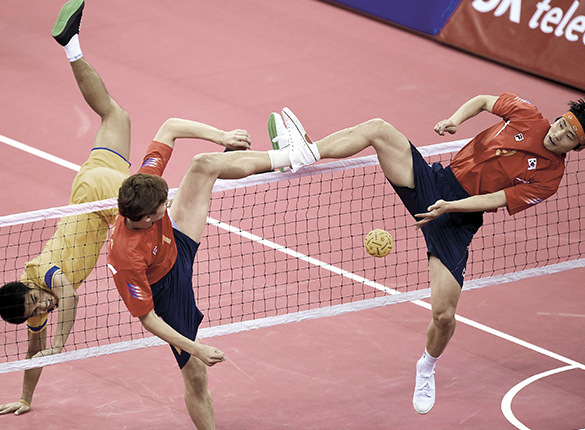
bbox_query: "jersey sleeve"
[109,266,155,318]
[492,92,538,122]
[137,140,174,177]
[503,171,563,215]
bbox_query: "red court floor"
[1,0,584,429]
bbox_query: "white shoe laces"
[415,372,434,399]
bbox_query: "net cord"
[14,136,585,374]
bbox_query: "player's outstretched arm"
[139,310,225,367]
[153,118,251,151]
[0,328,47,416]
[33,272,78,357]
[434,95,498,136]
[413,190,507,229]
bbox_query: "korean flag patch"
[528,158,537,170]
[514,133,525,142]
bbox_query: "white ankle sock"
[268,147,291,170]
[417,349,439,377]
[64,34,83,62]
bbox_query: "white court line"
[209,213,585,430]
[0,134,81,171]
[3,133,585,430]
[501,365,582,430]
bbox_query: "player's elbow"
[138,310,158,334]
[153,118,184,145]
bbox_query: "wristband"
[19,399,31,407]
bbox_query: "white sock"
[268,147,291,170]
[64,34,83,62]
[417,349,439,377]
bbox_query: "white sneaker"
[281,107,320,172]
[413,362,436,414]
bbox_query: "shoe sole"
[282,107,318,162]
[52,0,85,45]
[413,400,434,415]
[267,113,280,150]
[267,113,288,172]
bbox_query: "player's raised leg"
[170,150,273,243]
[54,0,131,160]
[269,109,414,187]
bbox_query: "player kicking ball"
[107,114,322,428]
[268,94,585,414]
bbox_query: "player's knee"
[432,308,456,330]
[362,118,400,146]
[183,359,209,394]
[188,153,221,176]
[117,106,130,127]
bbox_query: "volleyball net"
[1,138,584,373]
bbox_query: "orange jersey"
[450,92,565,215]
[107,141,178,318]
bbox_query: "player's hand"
[434,119,458,136]
[193,343,226,367]
[221,129,252,150]
[414,199,449,229]
[0,401,31,416]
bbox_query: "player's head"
[0,282,32,324]
[118,173,169,222]
[545,99,585,154]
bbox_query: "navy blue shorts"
[390,143,484,287]
[150,228,203,369]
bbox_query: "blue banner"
[328,0,463,35]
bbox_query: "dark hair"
[118,173,169,222]
[566,99,585,151]
[0,282,31,324]
[568,99,585,129]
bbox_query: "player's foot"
[413,359,436,414]
[281,107,320,172]
[267,112,290,172]
[268,112,289,150]
[52,0,85,46]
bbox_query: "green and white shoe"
[267,112,290,172]
[52,0,85,46]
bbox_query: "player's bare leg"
[70,59,130,159]
[315,118,414,188]
[181,354,216,430]
[426,255,461,357]
[170,151,272,243]
[55,0,130,160]
[413,255,461,414]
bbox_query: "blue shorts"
[150,228,203,369]
[390,144,484,287]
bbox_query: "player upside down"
[267,93,585,414]
[0,1,300,428]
